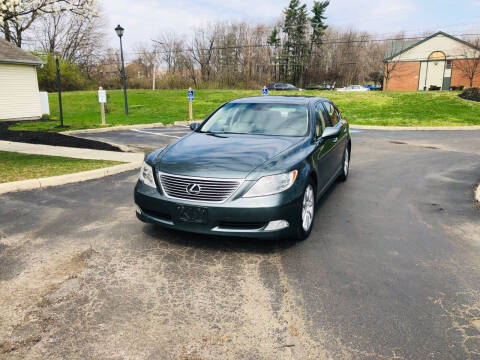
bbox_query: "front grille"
[159,173,241,203]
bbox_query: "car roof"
[229,96,330,105]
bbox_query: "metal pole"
[119,36,128,115]
[246,33,251,89]
[55,56,64,127]
[152,63,156,90]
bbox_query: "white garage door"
[0,63,42,121]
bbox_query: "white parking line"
[145,128,189,132]
[131,129,180,138]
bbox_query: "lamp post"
[115,24,128,115]
[55,54,65,128]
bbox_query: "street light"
[55,54,65,128]
[115,24,128,115]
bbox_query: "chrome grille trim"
[158,171,243,203]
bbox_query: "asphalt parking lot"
[1,129,479,359]
[73,125,192,152]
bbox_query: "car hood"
[155,132,302,178]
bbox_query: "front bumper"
[134,181,303,239]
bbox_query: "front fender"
[144,148,165,165]
[246,138,315,181]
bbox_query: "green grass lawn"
[10,89,480,132]
[0,151,123,183]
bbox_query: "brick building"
[384,31,480,91]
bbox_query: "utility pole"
[246,32,252,89]
[152,63,156,90]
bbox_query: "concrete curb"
[350,125,480,131]
[0,161,142,195]
[174,121,196,126]
[63,122,166,135]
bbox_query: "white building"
[0,37,44,121]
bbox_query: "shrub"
[459,87,480,102]
[37,53,91,92]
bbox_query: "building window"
[429,51,446,61]
[446,60,452,69]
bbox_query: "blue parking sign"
[262,86,268,96]
[188,89,194,101]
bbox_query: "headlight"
[244,170,298,197]
[139,162,156,188]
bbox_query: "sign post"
[98,87,107,125]
[262,86,268,96]
[188,88,194,121]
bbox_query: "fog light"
[264,220,289,231]
[135,205,142,214]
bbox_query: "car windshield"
[200,103,309,137]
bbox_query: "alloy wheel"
[302,184,315,232]
[344,148,349,176]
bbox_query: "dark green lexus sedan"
[134,96,351,240]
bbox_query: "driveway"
[0,129,479,359]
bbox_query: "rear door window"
[324,102,339,126]
[314,103,326,137]
[321,102,333,127]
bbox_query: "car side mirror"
[190,122,200,131]
[321,126,340,139]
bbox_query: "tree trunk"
[3,22,11,43]
[15,30,22,48]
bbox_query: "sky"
[102,0,480,54]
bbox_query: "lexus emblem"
[186,183,201,195]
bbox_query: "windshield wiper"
[202,131,228,138]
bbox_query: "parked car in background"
[363,84,382,91]
[135,96,351,241]
[305,83,332,90]
[268,83,303,91]
[336,85,370,92]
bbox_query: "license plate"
[176,205,208,224]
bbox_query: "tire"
[338,146,350,182]
[293,178,316,241]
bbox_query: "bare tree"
[190,24,217,83]
[154,33,185,73]
[383,35,407,90]
[33,9,105,74]
[132,42,157,79]
[1,0,97,47]
[454,37,480,87]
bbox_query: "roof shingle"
[0,37,43,65]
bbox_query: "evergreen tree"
[310,1,329,45]
[268,27,281,81]
[267,27,281,47]
[282,0,309,85]
[307,1,329,85]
